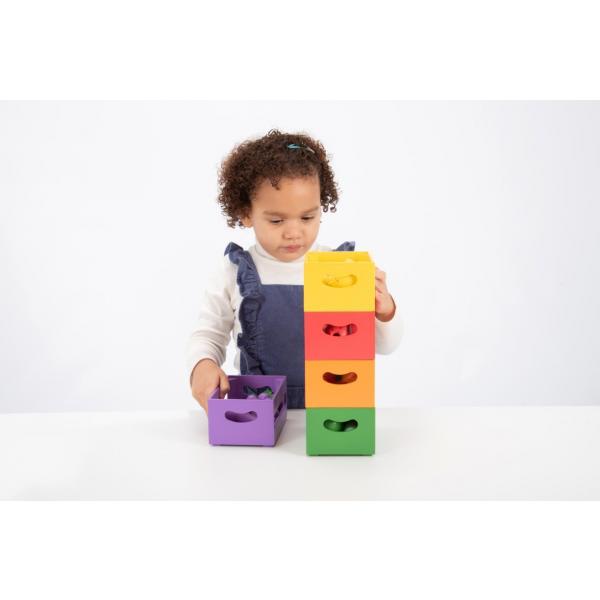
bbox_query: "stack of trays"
[304,251,376,455]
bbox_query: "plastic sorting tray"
[207,375,287,446]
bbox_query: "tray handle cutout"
[323,419,358,432]
[322,323,358,337]
[323,371,358,385]
[273,398,284,421]
[322,274,357,288]
[225,410,258,423]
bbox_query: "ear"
[240,214,253,228]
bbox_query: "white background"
[1,101,599,412]
[1,2,600,599]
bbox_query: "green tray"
[306,407,375,456]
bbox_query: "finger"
[219,373,230,398]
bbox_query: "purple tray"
[207,375,288,446]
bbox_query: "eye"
[302,216,315,221]
[270,220,283,225]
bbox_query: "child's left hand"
[375,267,396,322]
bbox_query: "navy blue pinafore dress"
[224,241,355,409]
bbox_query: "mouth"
[282,245,303,252]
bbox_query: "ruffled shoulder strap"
[224,241,244,260]
[224,241,256,272]
[223,241,264,374]
[223,241,261,289]
[334,240,356,251]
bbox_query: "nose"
[283,222,301,240]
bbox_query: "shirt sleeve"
[375,300,404,355]
[186,255,235,384]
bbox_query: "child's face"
[241,174,322,262]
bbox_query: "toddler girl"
[187,129,403,412]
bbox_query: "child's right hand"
[190,359,230,413]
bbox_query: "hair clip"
[287,143,315,154]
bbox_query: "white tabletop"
[1,407,599,500]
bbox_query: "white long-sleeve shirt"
[186,239,404,381]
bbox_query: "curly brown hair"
[217,129,340,228]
